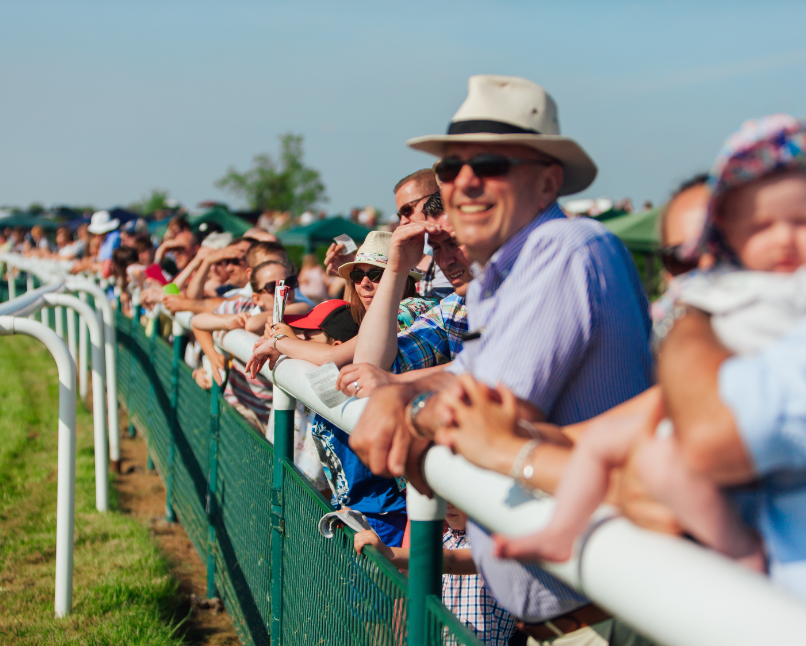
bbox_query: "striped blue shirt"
[451,202,654,622]
[449,202,653,424]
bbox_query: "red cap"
[284,300,350,330]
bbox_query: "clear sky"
[2,0,805,217]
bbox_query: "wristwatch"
[407,391,436,437]
[272,333,288,350]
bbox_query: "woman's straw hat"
[406,74,597,196]
[338,231,423,281]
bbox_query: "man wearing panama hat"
[350,75,655,644]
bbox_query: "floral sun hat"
[680,113,806,262]
[337,230,424,281]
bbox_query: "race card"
[305,362,350,408]
[333,234,357,255]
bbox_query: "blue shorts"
[362,511,407,548]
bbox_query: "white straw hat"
[406,75,597,196]
[338,231,423,281]
[87,210,121,235]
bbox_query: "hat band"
[355,252,388,265]
[447,119,540,136]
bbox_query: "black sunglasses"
[659,245,699,277]
[397,194,430,219]
[256,275,299,294]
[349,268,384,284]
[434,154,552,183]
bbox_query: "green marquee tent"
[0,213,64,231]
[601,207,660,253]
[149,206,253,239]
[278,217,374,252]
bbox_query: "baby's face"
[719,171,806,272]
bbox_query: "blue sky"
[1,1,805,217]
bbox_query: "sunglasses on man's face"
[350,268,384,284]
[397,194,430,219]
[255,275,299,294]
[659,245,699,277]
[434,154,552,183]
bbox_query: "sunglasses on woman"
[350,268,384,284]
[255,275,299,294]
[434,154,552,183]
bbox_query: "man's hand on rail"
[336,363,395,398]
[349,383,433,495]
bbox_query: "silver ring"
[352,380,361,394]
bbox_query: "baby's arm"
[495,415,645,563]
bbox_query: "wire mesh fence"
[0,295,486,646]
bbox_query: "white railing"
[10,252,806,642]
[0,281,77,617]
[168,309,806,646]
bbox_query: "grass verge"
[0,335,185,645]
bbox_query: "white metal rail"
[0,311,76,617]
[13,253,804,642]
[168,310,806,646]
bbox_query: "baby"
[492,114,806,567]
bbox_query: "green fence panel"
[214,399,274,646]
[281,460,409,646]
[112,313,482,646]
[130,322,152,430]
[425,595,485,646]
[115,309,132,403]
[172,362,212,561]
[145,336,173,476]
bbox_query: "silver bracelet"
[509,439,540,491]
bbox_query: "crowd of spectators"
[9,74,806,646]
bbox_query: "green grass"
[0,335,185,645]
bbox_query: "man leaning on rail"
[349,75,655,645]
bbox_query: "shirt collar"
[481,201,565,287]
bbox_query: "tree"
[129,189,171,216]
[215,133,327,215]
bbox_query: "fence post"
[145,314,158,472]
[407,484,446,645]
[270,385,296,646]
[165,321,183,523]
[206,379,221,600]
[78,292,88,401]
[127,304,140,438]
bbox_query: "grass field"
[0,335,185,645]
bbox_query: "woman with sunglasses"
[246,231,437,373]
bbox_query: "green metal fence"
[113,308,482,646]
